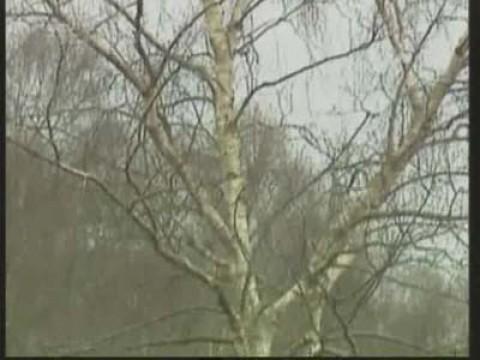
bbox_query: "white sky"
[146,0,470,273]
[6,0,469,274]
[142,0,467,132]
[131,0,469,274]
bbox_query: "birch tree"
[6,0,468,356]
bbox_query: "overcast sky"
[142,0,469,271]
[142,0,467,133]
[6,0,468,273]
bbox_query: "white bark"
[201,1,271,355]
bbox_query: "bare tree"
[6,0,468,356]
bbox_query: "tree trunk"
[235,319,276,356]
